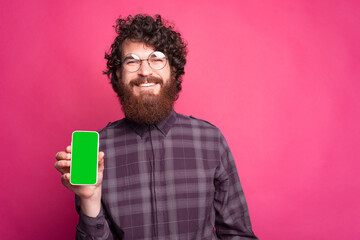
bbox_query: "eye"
[152,58,164,62]
[127,60,137,64]
[124,59,140,65]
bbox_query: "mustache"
[129,77,163,87]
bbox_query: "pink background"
[1,0,359,239]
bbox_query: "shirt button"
[96,224,103,229]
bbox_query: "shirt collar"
[126,110,177,137]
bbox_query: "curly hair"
[104,14,188,99]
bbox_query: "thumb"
[98,151,105,170]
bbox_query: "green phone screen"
[70,131,99,185]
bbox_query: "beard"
[116,74,177,125]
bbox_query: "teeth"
[139,83,156,87]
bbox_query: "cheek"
[160,68,172,82]
[121,72,134,84]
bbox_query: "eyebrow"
[123,55,137,61]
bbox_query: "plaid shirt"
[75,111,257,240]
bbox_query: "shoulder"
[175,112,221,133]
[176,113,231,144]
[175,113,231,156]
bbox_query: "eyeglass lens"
[123,51,167,72]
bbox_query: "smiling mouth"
[131,77,163,88]
[138,83,156,87]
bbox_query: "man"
[55,14,258,239]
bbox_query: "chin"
[135,90,160,97]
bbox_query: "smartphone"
[70,131,99,185]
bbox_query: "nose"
[137,60,153,77]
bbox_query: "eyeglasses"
[122,51,168,72]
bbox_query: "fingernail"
[66,154,71,159]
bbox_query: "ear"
[116,69,121,80]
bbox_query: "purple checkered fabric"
[75,111,257,240]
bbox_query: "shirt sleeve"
[213,132,258,239]
[75,195,115,240]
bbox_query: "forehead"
[122,39,155,58]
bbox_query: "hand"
[55,145,105,216]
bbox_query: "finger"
[55,160,71,169]
[55,151,64,160]
[55,151,71,161]
[65,145,72,153]
[64,172,71,180]
[55,160,71,173]
[61,173,71,188]
[98,152,104,165]
[98,151,105,161]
